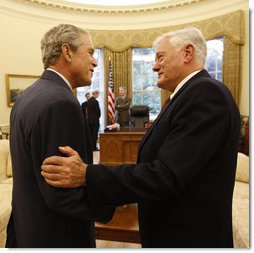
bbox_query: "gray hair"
[41,24,90,69]
[92,90,99,95]
[153,27,207,66]
[119,86,127,91]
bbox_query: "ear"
[61,44,72,62]
[184,44,195,63]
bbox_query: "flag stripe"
[108,61,115,122]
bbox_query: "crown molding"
[19,0,204,14]
[1,0,248,30]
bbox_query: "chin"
[83,78,92,86]
[158,82,172,91]
[77,82,91,88]
[157,82,165,89]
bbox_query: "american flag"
[107,61,115,123]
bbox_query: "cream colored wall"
[0,0,249,124]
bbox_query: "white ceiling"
[63,0,166,6]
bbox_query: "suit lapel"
[138,69,211,154]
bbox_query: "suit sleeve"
[115,97,130,112]
[115,97,121,111]
[86,81,230,206]
[30,96,114,222]
[96,100,101,118]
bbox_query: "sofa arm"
[0,140,10,182]
[235,152,249,183]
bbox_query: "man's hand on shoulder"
[41,146,87,188]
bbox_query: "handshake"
[41,146,87,188]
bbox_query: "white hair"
[153,27,207,66]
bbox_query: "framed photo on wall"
[6,74,40,107]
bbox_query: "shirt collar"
[47,68,73,91]
[170,69,202,99]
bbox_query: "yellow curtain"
[223,36,242,104]
[91,11,244,51]
[104,47,132,97]
[161,90,172,105]
[104,47,132,124]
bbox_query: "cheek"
[73,58,83,70]
[161,63,172,79]
[78,60,89,74]
[85,58,92,70]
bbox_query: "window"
[132,48,160,118]
[76,48,105,131]
[205,38,224,81]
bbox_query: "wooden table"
[95,204,140,244]
[95,128,144,243]
[99,127,145,166]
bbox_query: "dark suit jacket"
[86,97,101,124]
[81,100,88,119]
[6,70,114,248]
[86,70,240,248]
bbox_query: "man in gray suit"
[6,24,114,248]
[115,86,131,127]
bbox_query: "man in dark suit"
[41,27,240,248]
[81,92,91,119]
[86,90,101,151]
[6,24,114,248]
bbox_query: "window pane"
[207,58,215,72]
[217,72,222,81]
[132,48,160,118]
[205,38,224,81]
[143,91,160,115]
[132,92,143,105]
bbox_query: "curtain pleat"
[223,36,242,104]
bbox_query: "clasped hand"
[41,146,87,188]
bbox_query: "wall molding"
[20,0,205,14]
[0,0,247,30]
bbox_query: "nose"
[153,62,159,72]
[92,56,98,67]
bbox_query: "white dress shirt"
[47,68,73,91]
[170,69,202,99]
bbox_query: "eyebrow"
[87,47,95,54]
[155,52,165,58]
